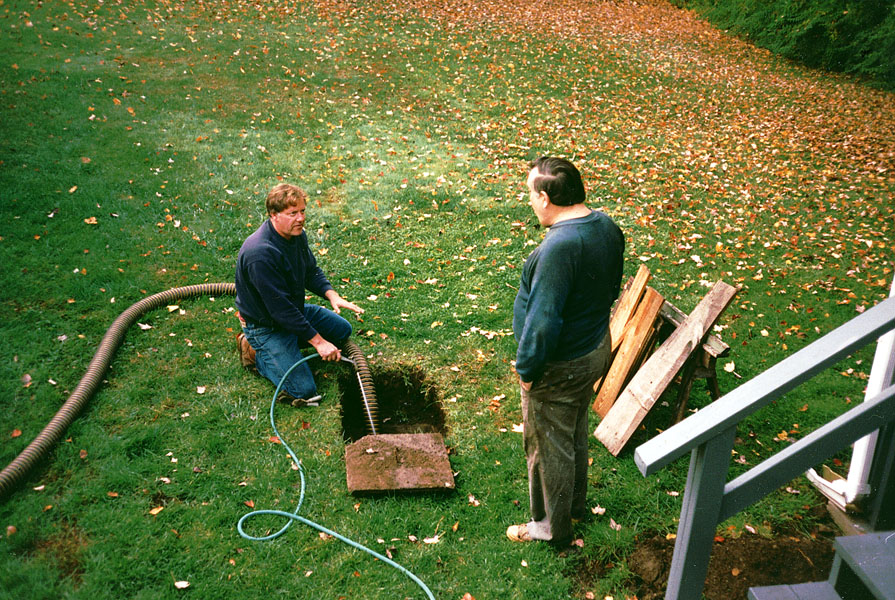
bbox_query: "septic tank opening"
[339,363,447,443]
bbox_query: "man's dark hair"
[529,156,586,206]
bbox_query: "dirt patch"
[578,512,838,600]
[626,532,835,599]
[340,364,446,442]
[31,519,88,584]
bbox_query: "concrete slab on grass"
[345,433,455,493]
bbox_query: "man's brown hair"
[266,183,308,215]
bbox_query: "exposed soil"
[340,363,454,494]
[626,531,835,600]
[339,363,447,443]
[578,504,839,599]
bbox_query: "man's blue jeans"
[241,304,352,400]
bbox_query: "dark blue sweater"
[513,210,624,383]
[235,220,333,341]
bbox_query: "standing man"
[235,183,363,406]
[507,157,624,544]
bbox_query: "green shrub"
[680,0,895,88]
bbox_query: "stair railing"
[634,295,895,600]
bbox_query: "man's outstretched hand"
[325,290,364,316]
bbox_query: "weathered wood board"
[594,281,738,455]
[609,264,651,353]
[593,286,664,417]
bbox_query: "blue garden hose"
[236,353,435,600]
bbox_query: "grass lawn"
[1,0,893,598]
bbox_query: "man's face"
[527,167,548,225]
[270,199,307,240]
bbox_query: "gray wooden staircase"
[748,531,895,600]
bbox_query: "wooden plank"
[593,287,664,417]
[609,264,651,353]
[627,321,659,391]
[593,265,652,397]
[595,281,738,456]
[659,301,729,358]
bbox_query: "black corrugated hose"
[0,283,377,501]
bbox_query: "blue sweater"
[235,220,333,341]
[513,210,624,383]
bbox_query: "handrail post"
[665,427,736,600]
[868,422,895,530]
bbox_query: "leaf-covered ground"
[2,1,893,599]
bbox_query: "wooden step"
[748,581,841,600]
[830,531,895,600]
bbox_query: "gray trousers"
[521,334,611,543]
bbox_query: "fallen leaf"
[11,429,21,438]
[84,216,97,224]
[174,581,190,589]
[149,506,164,515]
[196,386,206,394]
[6,525,16,536]
[244,500,254,508]
[609,518,622,531]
